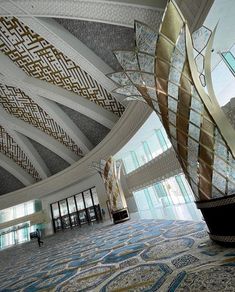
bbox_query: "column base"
[196,194,235,246]
[112,208,130,224]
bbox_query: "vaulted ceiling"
[0,0,214,195]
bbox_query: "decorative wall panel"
[0,125,40,181]
[0,17,125,117]
[0,84,82,156]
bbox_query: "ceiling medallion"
[108,0,235,245]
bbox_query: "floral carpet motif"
[0,218,235,291]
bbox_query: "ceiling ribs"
[0,125,50,180]
[0,0,165,28]
[0,106,79,165]
[0,125,41,183]
[0,53,118,130]
[0,15,125,116]
[0,55,94,154]
[0,152,36,186]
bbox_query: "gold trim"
[185,25,235,158]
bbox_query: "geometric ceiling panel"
[0,17,125,117]
[58,104,110,146]
[28,139,70,176]
[56,19,135,72]
[0,165,25,196]
[0,84,82,156]
[0,125,41,181]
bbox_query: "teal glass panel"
[34,200,42,212]
[131,151,140,168]
[221,51,235,76]
[142,141,153,161]
[146,133,163,158]
[133,190,150,211]
[134,145,148,166]
[155,128,170,151]
[147,186,161,207]
[144,189,153,209]
[154,183,172,206]
[122,155,133,173]
[175,175,191,203]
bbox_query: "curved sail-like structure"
[108,0,235,244]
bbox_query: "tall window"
[0,201,43,250]
[0,201,40,224]
[115,113,172,174]
[133,173,200,221]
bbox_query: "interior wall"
[41,171,138,235]
[41,173,107,235]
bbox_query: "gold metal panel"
[199,174,212,200]
[155,69,169,133]
[160,1,184,43]
[155,58,170,81]
[136,86,153,108]
[176,57,192,168]
[177,91,191,119]
[180,75,192,92]
[156,36,175,63]
[198,112,214,199]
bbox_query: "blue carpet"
[0,219,234,291]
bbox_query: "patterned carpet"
[0,219,235,291]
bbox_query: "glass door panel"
[54,218,62,231]
[52,202,60,219]
[87,207,96,221]
[16,227,29,244]
[59,200,68,216]
[61,215,71,229]
[78,210,87,224]
[83,190,93,208]
[75,194,85,210]
[70,213,80,226]
[91,188,99,205]
[67,197,77,214]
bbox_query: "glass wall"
[221,44,235,76]
[50,187,102,232]
[0,201,43,250]
[0,200,41,224]
[133,173,202,221]
[115,113,171,174]
[210,43,235,106]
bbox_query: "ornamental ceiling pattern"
[0,125,41,181]
[0,17,125,117]
[0,84,82,156]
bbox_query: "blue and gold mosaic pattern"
[0,219,235,291]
